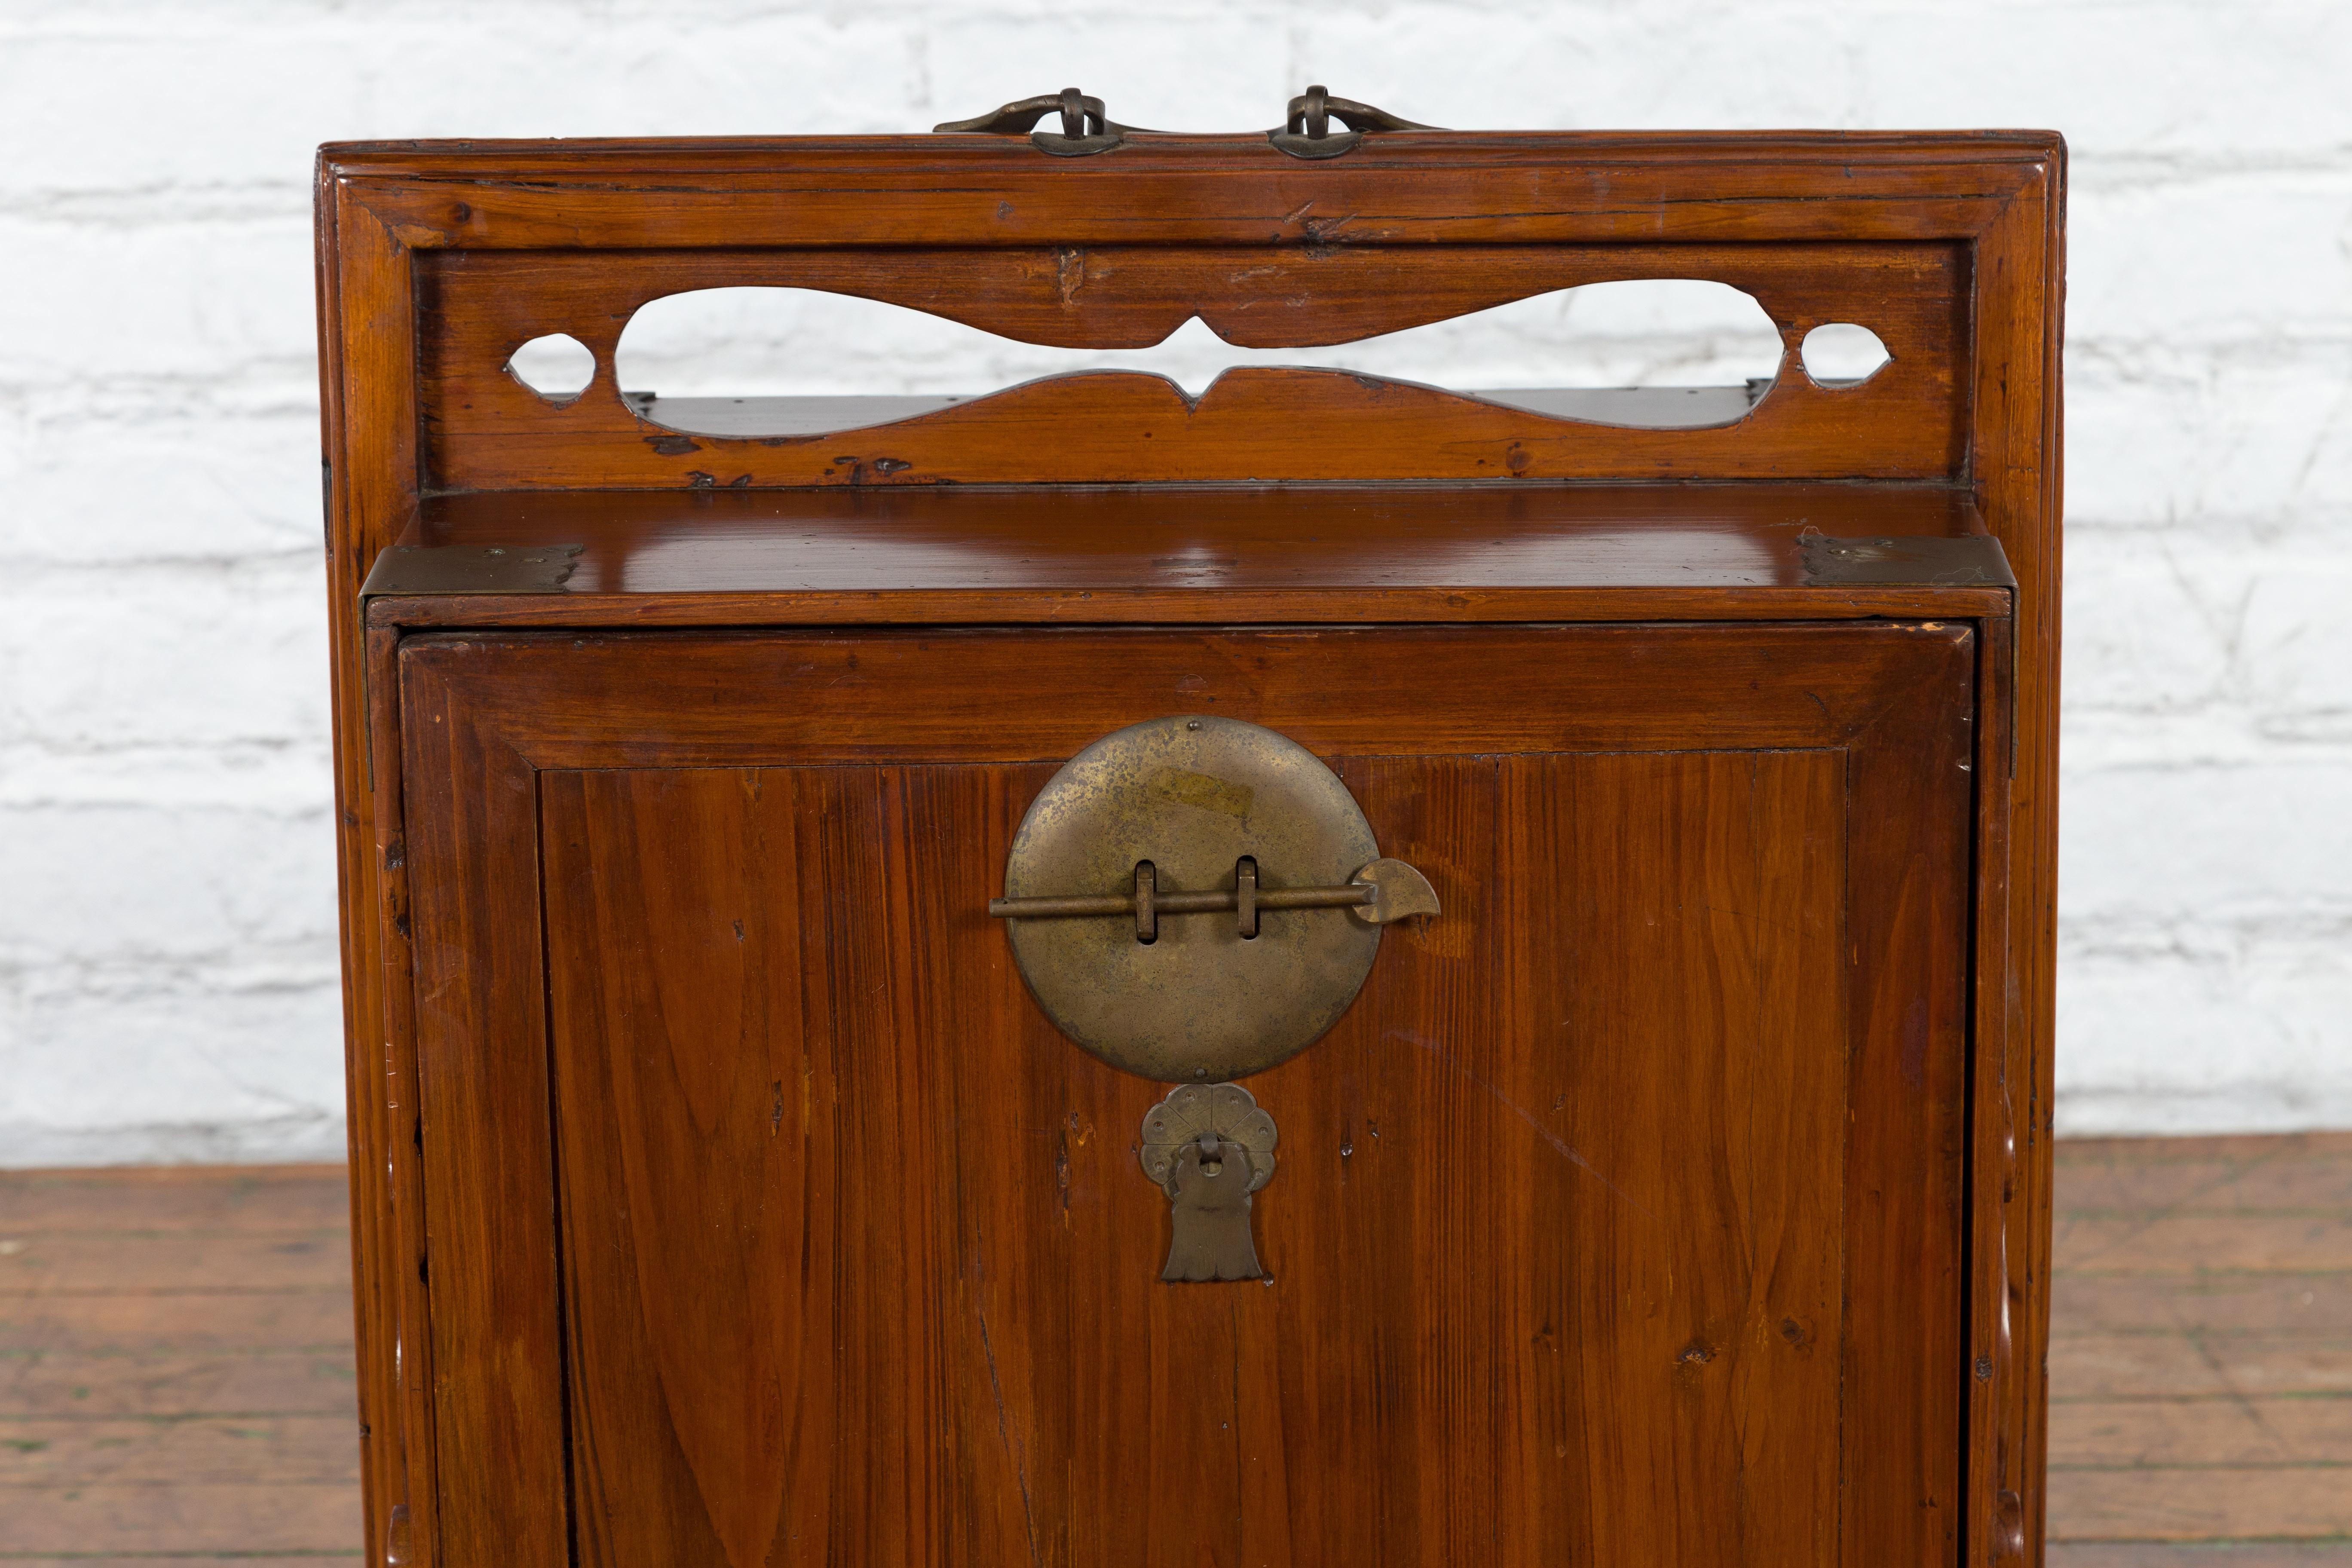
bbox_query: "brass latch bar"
[990,857,1437,940]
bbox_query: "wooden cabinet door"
[397,622,1978,1568]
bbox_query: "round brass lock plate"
[1001,715,1382,1082]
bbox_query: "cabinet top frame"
[315,127,2064,659]
[318,130,2061,495]
[315,125,2064,757]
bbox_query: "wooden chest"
[318,112,2064,1567]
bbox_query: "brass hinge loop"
[1267,85,1440,160]
[934,86,1439,159]
[933,87,1144,157]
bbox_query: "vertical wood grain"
[542,769,801,1565]
[517,735,1943,1562]
[323,187,422,1568]
[389,619,1981,1562]
[362,624,435,1567]
[1495,750,1849,1565]
[1968,165,2067,1568]
[1844,627,1979,1568]
[398,655,567,1568]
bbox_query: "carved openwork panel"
[416,241,1967,488]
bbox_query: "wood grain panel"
[412,481,1983,595]
[544,769,808,1565]
[328,134,2049,255]
[1846,610,1976,1568]
[374,481,2011,638]
[424,241,1962,356]
[1966,170,2065,1568]
[398,623,1969,774]
[395,620,1975,1563]
[400,658,565,1568]
[374,584,2012,631]
[1480,750,1850,1565]
[519,739,1934,1563]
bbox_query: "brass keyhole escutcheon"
[1140,1083,1278,1281]
[989,715,1438,1084]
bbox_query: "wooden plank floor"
[2049,1132,2352,1566]
[3,1134,2348,1562]
[0,1165,361,1564]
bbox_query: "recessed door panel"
[538,749,1866,1566]
[401,623,1972,1567]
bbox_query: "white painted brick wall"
[3,0,2347,1164]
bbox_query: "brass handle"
[934,85,1437,160]
[932,86,1142,156]
[990,856,1438,941]
[1268,86,1439,159]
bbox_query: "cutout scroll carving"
[416,242,1969,486]
[1800,323,1892,388]
[611,281,1786,437]
[505,332,597,402]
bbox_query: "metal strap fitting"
[933,87,1137,156]
[934,85,1439,159]
[1266,85,1439,159]
[989,856,1437,940]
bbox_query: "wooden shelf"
[369,482,2006,627]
